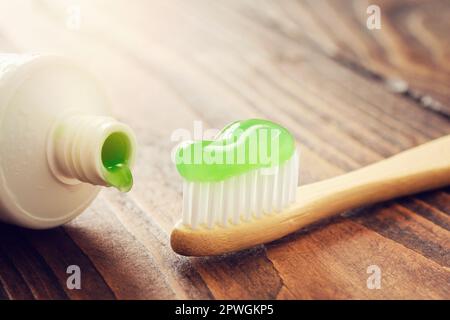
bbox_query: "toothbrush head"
[171,119,299,256]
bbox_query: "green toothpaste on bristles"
[176,119,299,229]
[175,119,295,182]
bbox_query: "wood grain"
[225,0,450,116]
[0,0,448,299]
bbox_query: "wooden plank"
[0,225,68,299]
[267,219,449,299]
[0,0,448,299]
[219,0,450,116]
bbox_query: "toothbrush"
[171,119,450,256]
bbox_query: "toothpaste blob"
[101,132,134,192]
[175,119,295,182]
[175,118,299,229]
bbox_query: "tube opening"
[48,114,136,191]
[102,132,131,168]
[101,131,134,192]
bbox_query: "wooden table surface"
[0,0,449,299]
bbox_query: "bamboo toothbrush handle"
[298,134,450,221]
[171,135,450,256]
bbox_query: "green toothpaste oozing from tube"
[175,119,295,182]
[101,132,133,192]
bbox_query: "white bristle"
[182,151,299,229]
